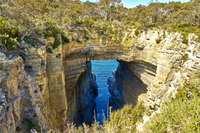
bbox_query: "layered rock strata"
[0,55,25,133]
[0,29,199,132]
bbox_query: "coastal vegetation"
[144,71,200,133]
[0,0,200,52]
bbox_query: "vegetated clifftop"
[0,27,199,132]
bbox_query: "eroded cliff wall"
[0,55,24,133]
[74,61,98,125]
[0,29,199,132]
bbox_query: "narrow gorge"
[1,1,200,132]
[0,29,199,133]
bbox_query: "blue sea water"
[91,60,119,124]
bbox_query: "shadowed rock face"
[74,61,98,125]
[107,74,124,110]
[108,61,149,110]
[0,29,199,132]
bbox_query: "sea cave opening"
[91,60,119,125]
[74,59,149,126]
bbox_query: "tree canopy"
[0,0,199,52]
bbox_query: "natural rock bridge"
[63,43,157,125]
[0,29,199,132]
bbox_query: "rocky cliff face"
[0,55,25,133]
[0,28,199,132]
[74,61,98,125]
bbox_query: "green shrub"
[182,32,189,44]
[135,30,140,36]
[16,126,21,132]
[61,33,70,43]
[156,38,162,44]
[103,103,145,133]
[44,19,61,38]
[43,19,63,49]
[22,118,35,131]
[61,103,145,133]
[0,16,21,50]
[145,73,200,133]
[163,24,200,43]
[181,53,189,61]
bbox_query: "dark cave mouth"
[75,60,149,126]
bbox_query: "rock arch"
[62,43,158,124]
